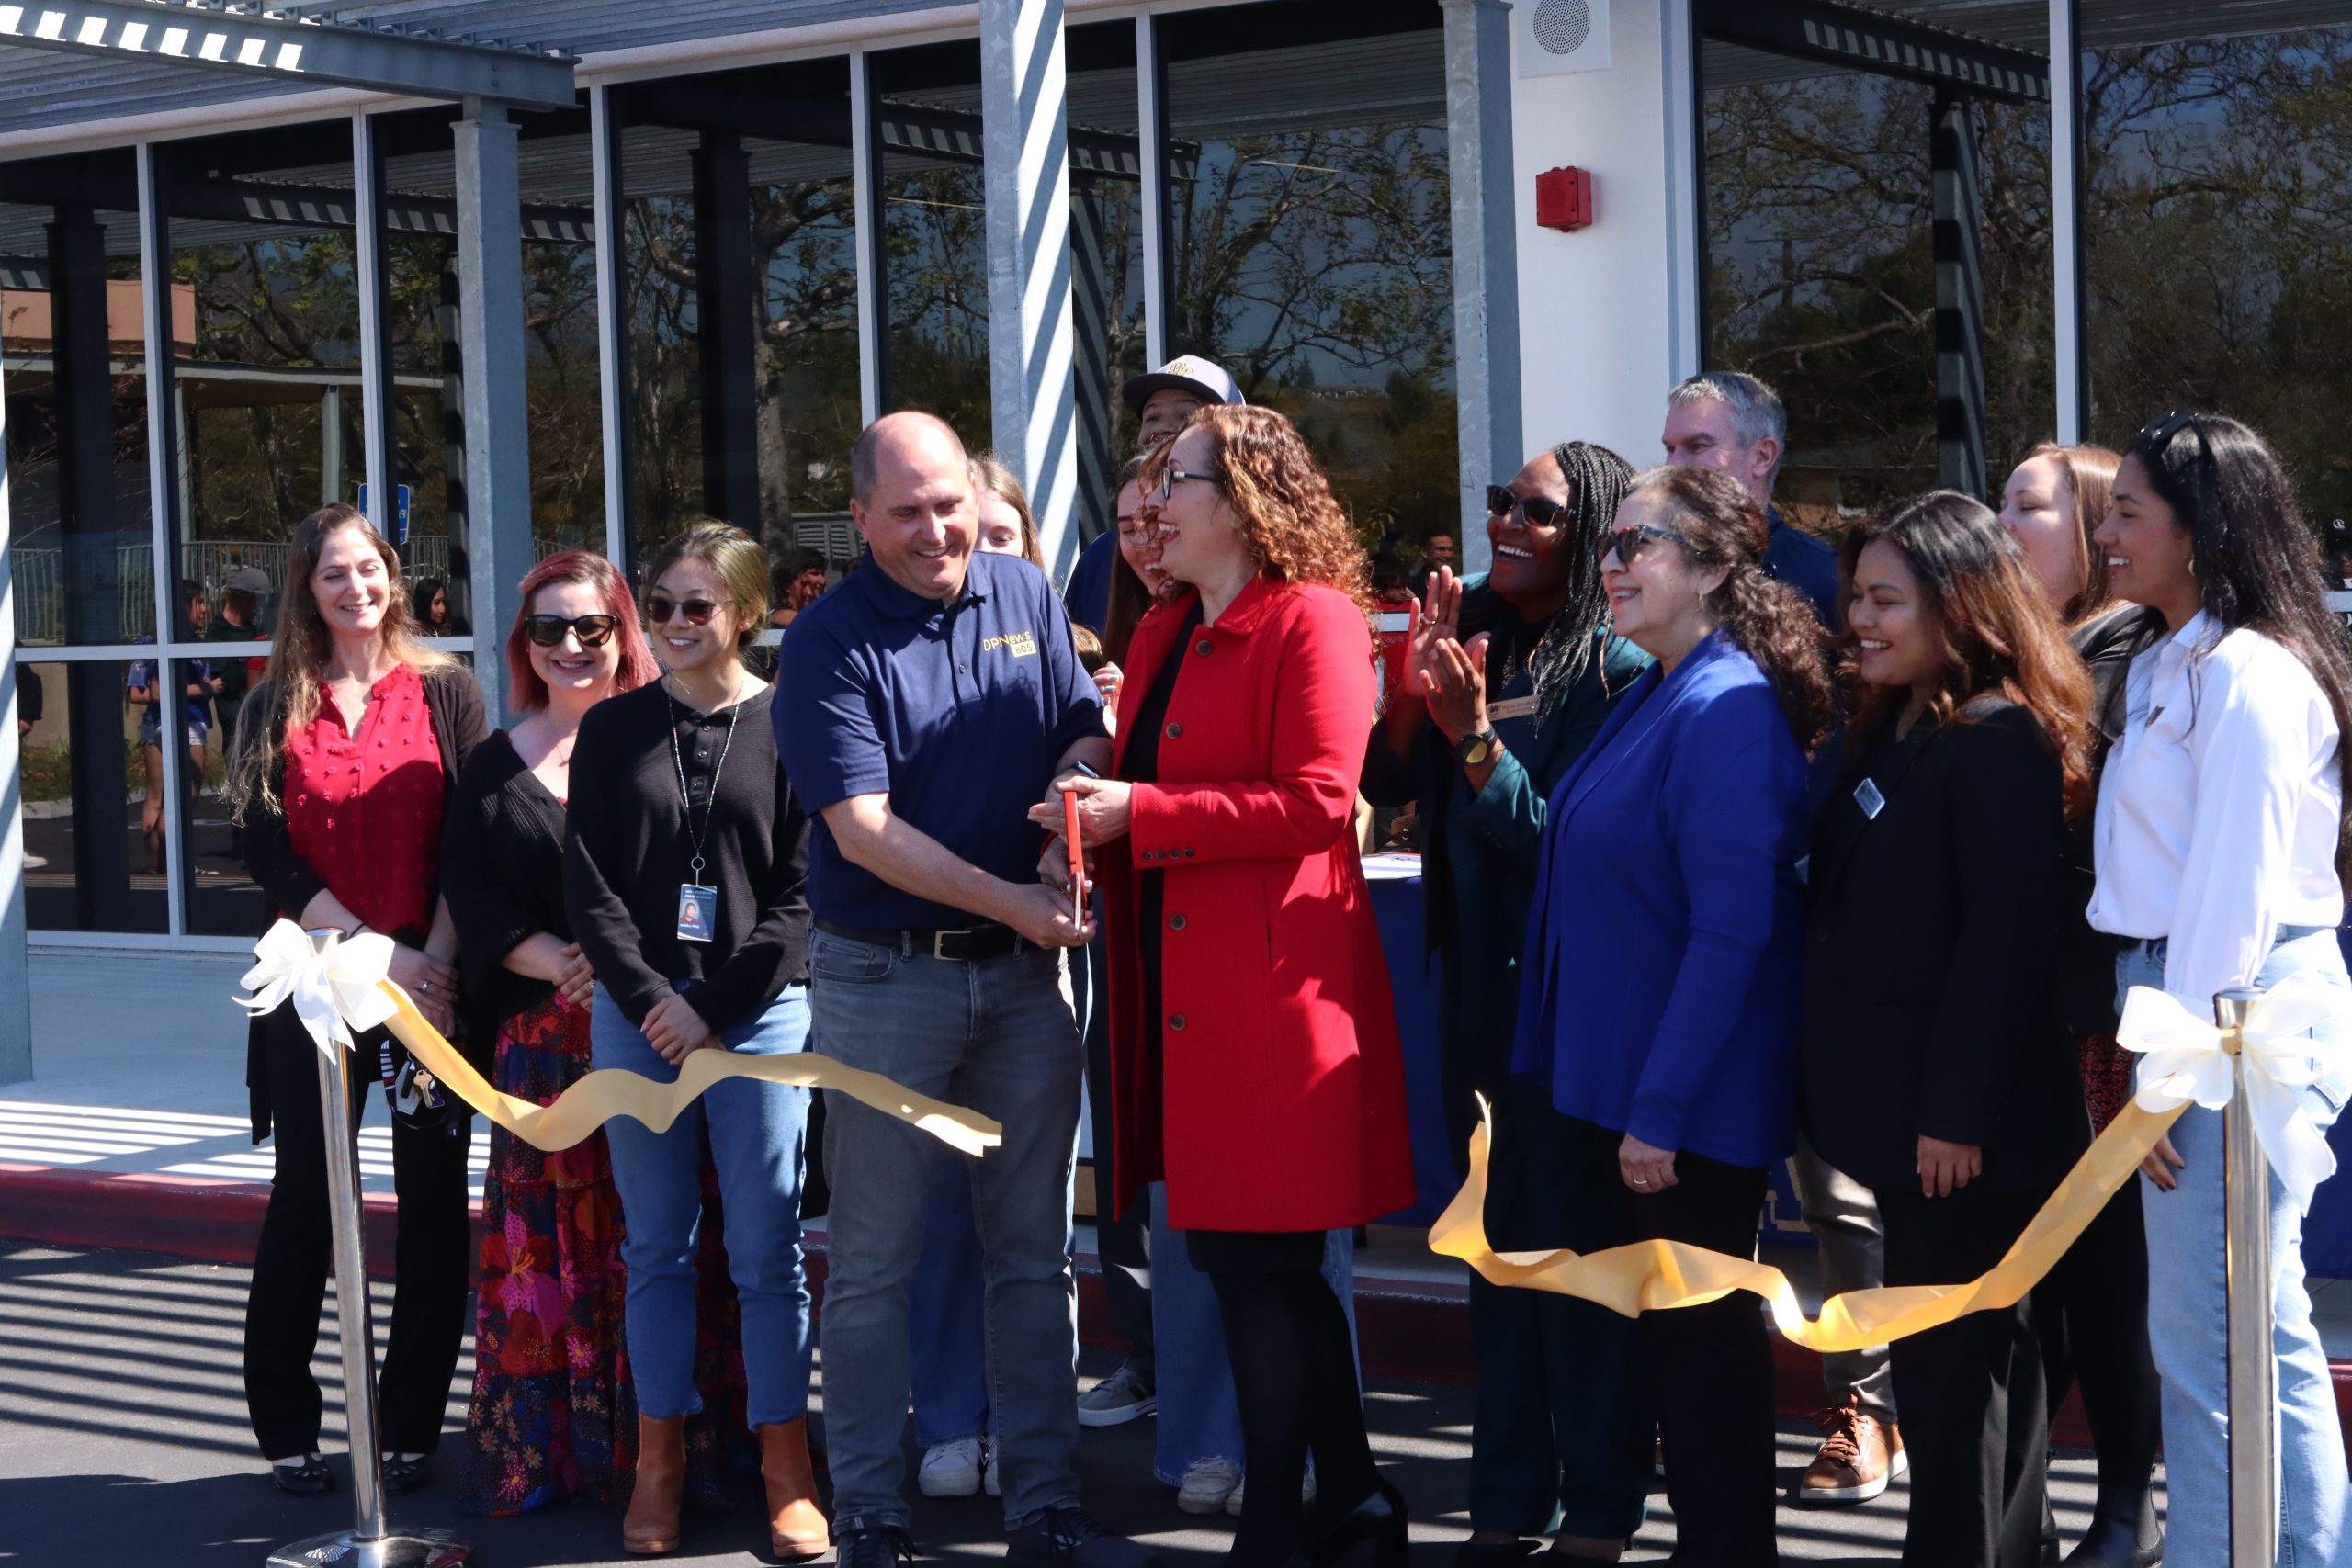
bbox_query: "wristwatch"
[1455,728,1499,766]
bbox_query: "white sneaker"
[1177,1458,1241,1515]
[1077,1359,1157,1427]
[984,1442,1001,1498]
[919,1437,984,1498]
[1225,1461,1315,1517]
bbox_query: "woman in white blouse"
[2087,411,2352,1566]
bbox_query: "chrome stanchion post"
[2219,986,2278,1568]
[265,930,467,1568]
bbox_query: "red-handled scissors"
[1063,789,1086,927]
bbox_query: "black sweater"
[442,730,572,1031]
[563,680,812,1034]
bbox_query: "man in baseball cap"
[1124,355,1246,455]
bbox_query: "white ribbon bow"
[235,918,401,1058]
[2118,969,2346,1211]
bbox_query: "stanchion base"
[265,1528,469,1568]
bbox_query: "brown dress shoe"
[1795,1404,1905,1506]
[624,1415,686,1555]
[760,1417,831,1562]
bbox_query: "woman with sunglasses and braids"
[565,520,826,1561]
[1362,440,1653,1563]
[1513,465,1835,1566]
[444,550,673,1515]
[2086,412,2352,1566]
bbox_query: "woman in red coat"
[1041,405,1414,1568]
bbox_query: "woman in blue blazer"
[1513,465,1835,1566]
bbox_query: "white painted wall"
[1507,0,1689,473]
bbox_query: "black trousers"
[2034,1173,2158,1494]
[243,1008,474,1461]
[1576,1116,1779,1568]
[1879,1186,2049,1568]
[1080,925,1153,1362]
[1471,1088,1650,1539]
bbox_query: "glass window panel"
[157,122,366,641]
[1698,5,2052,517]
[874,40,992,453]
[1068,21,1146,542]
[1159,0,1460,553]
[17,658,167,933]
[2080,4,2352,522]
[0,150,151,649]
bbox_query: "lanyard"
[665,683,742,885]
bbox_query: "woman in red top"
[229,502,486,1499]
[1045,406,1413,1568]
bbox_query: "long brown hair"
[2021,441,2120,625]
[229,502,449,822]
[1840,491,2097,817]
[971,453,1043,568]
[1623,466,1837,754]
[1141,404,1373,617]
[1102,454,1156,664]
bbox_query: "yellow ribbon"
[377,981,1002,1158]
[1428,1097,2183,1352]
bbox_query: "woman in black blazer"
[1802,491,2094,1568]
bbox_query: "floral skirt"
[2079,1033,2133,1136]
[460,990,757,1516]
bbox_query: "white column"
[981,0,1081,582]
[2049,0,2084,445]
[1442,0,1522,576]
[353,109,392,529]
[1661,0,1704,384]
[137,142,186,939]
[1136,14,1168,370]
[850,51,883,428]
[456,102,533,723]
[0,258,28,1082]
[590,84,630,565]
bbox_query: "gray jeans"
[1788,1135,1897,1420]
[809,930,1086,1531]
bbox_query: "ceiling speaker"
[1517,0,1611,78]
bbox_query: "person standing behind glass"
[564,521,825,1562]
[443,550,669,1516]
[1514,466,1832,1566]
[2087,412,2352,1568]
[1998,443,2167,1568]
[1361,441,1653,1564]
[228,502,482,1498]
[1804,493,2094,1568]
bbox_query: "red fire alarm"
[1535,165,1593,231]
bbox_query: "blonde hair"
[969,454,1043,568]
[2020,442,2121,625]
[230,503,452,823]
[644,519,771,652]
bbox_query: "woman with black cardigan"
[441,549,670,1516]
[1803,492,2094,1568]
[563,520,824,1561]
[230,502,485,1498]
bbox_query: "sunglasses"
[1487,485,1569,529]
[643,593,720,626]
[1596,525,1686,569]
[524,613,618,649]
[2137,408,2210,464]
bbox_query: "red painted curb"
[5,1163,2341,1448]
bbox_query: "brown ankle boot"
[759,1418,831,1562]
[624,1415,686,1556]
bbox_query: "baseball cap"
[1123,355,1245,415]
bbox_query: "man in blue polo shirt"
[773,412,1143,1568]
[1661,370,1842,631]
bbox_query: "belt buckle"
[932,930,957,961]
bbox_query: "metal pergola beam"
[0,160,592,243]
[0,0,576,109]
[1696,0,2047,104]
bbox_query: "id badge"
[1487,694,1538,723]
[1853,778,1887,820]
[677,883,718,942]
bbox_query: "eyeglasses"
[643,593,720,626]
[1487,485,1568,529]
[1156,463,1221,504]
[524,613,618,649]
[1596,525,1686,569]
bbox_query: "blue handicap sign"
[356,481,414,546]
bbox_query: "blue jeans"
[1148,1182,1355,1486]
[809,931,1085,1531]
[910,1141,992,1446]
[2122,928,2352,1567]
[590,984,813,1429]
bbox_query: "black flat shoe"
[270,1458,336,1496]
[381,1454,433,1495]
[1451,1541,1540,1568]
[1311,1479,1409,1568]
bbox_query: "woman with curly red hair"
[1043,404,1414,1568]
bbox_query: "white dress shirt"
[2088,612,2344,1010]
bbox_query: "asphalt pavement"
[0,1240,2144,1566]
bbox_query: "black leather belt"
[814,917,1029,963]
